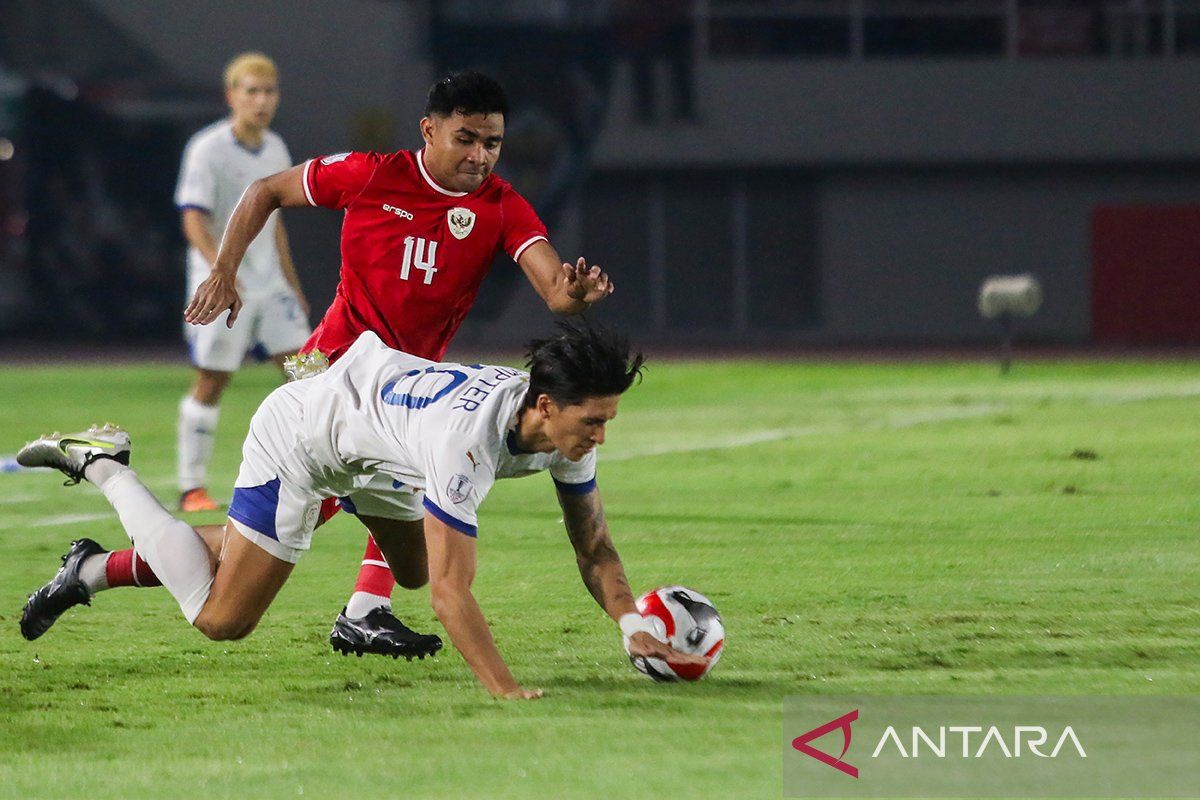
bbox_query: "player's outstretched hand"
[499,687,545,700]
[562,257,615,306]
[626,631,710,668]
[185,270,243,328]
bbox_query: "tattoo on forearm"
[561,491,604,540]
[560,491,633,610]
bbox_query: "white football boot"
[17,423,131,485]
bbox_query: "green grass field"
[0,356,1197,799]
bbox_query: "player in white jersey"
[16,322,706,699]
[173,52,311,513]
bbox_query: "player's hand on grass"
[562,257,614,306]
[185,269,243,328]
[626,631,710,668]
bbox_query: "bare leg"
[190,368,232,406]
[192,520,294,641]
[194,524,226,571]
[360,516,428,590]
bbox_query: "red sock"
[105,548,164,588]
[353,535,395,598]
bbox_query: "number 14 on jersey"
[401,236,438,285]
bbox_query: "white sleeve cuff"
[512,234,547,263]
[301,158,317,206]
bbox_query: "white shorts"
[228,382,425,563]
[337,473,425,522]
[185,289,310,373]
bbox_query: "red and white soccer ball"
[626,585,725,682]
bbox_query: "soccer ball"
[626,586,725,682]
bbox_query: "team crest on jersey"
[303,503,321,530]
[321,152,351,165]
[447,473,474,504]
[448,207,476,240]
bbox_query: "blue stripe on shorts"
[422,497,477,537]
[229,477,281,540]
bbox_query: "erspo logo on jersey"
[382,204,415,220]
[321,152,351,165]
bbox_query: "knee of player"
[194,614,254,641]
[428,582,468,618]
[428,588,452,619]
[395,570,429,591]
[190,370,231,405]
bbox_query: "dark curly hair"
[524,320,646,408]
[425,70,508,119]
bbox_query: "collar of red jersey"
[417,147,470,198]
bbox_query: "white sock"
[84,457,126,487]
[95,466,214,623]
[79,553,111,594]
[178,395,220,493]
[345,591,391,619]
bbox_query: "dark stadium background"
[1,0,1199,352]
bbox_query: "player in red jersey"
[180,71,614,658]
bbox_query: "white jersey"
[174,120,292,299]
[294,332,597,536]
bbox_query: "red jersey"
[300,148,547,362]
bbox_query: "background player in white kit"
[16,322,706,699]
[174,52,310,512]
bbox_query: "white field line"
[22,512,112,529]
[604,382,1200,463]
[0,478,179,531]
[2,383,1197,490]
[0,477,176,494]
[0,493,44,505]
[1082,383,1200,404]
[604,403,1004,462]
[841,380,1200,406]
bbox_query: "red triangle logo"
[791,709,859,779]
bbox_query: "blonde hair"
[223,52,278,90]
